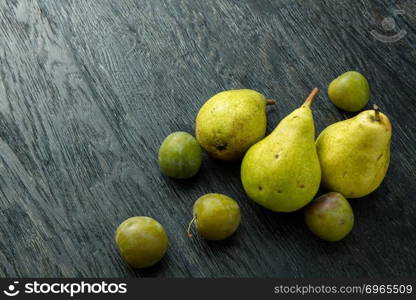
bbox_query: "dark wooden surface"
[0,0,415,278]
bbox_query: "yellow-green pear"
[316,105,391,198]
[196,89,275,161]
[241,89,321,212]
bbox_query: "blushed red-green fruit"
[189,193,241,240]
[115,216,168,268]
[328,71,370,112]
[304,192,354,241]
[158,131,202,179]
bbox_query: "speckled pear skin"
[196,89,268,161]
[241,89,321,212]
[316,108,391,198]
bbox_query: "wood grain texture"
[0,0,415,278]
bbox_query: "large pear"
[241,89,321,212]
[196,89,274,161]
[316,106,391,198]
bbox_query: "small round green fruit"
[328,71,370,112]
[304,192,354,241]
[188,193,241,240]
[158,131,202,179]
[115,216,168,268]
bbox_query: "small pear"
[316,105,392,198]
[196,89,274,161]
[241,89,321,212]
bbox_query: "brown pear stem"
[266,99,276,105]
[302,88,320,108]
[187,215,196,238]
[373,104,380,121]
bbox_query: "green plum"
[158,131,202,179]
[304,192,354,241]
[328,71,370,112]
[115,216,168,268]
[188,193,241,240]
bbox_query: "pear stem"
[373,104,380,121]
[266,99,276,105]
[302,88,320,108]
[187,215,196,238]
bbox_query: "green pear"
[316,106,391,198]
[328,71,370,112]
[196,89,274,161]
[241,89,321,212]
